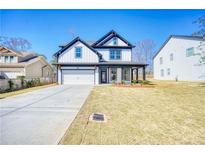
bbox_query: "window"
[5,56,9,63]
[0,56,4,63]
[122,68,130,81]
[160,57,163,64]
[110,50,115,59]
[113,37,118,45]
[116,50,121,59]
[167,68,170,75]
[186,47,194,57]
[75,47,82,58]
[170,53,173,61]
[109,50,121,60]
[10,56,14,63]
[160,69,164,77]
[110,68,117,81]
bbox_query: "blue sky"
[1,9,205,62]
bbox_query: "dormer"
[0,46,22,63]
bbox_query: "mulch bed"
[113,83,155,88]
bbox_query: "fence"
[0,77,55,92]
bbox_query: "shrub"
[17,76,25,88]
[121,80,125,84]
[131,80,137,84]
[140,80,151,85]
[8,80,14,90]
[25,80,35,88]
[34,78,41,86]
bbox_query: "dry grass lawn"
[60,81,205,145]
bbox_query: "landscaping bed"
[0,76,56,99]
[113,80,155,88]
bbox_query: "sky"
[1,9,205,62]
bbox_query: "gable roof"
[58,40,96,48]
[91,30,135,48]
[53,37,102,59]
[153,35,205,59]
[0,46,23,57]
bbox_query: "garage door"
[62,70,95,85]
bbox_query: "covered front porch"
[98,62,148,84]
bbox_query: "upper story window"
[110,50,121,60]
[113,37,118,45]
[160,69,164,77]
[186,47,194,57]
[159,57,163,64]
[170,53,173,61]
[10,56,14,63]
[5,56,9,63]
[75,47,82,59]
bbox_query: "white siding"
[97,48,131,61]
[154,37,205,81]
[58,41,99,63]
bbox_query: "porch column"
[131,69,133,81]
[136,68,138,82]
[142,66,146,80]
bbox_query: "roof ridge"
[153,34,205,59]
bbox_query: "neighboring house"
[54,30,148,85]
[0,46,53,79]
[153,35,205,81]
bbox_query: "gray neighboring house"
[54,30,148,85]
[0,46,53,79]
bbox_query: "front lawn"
[60,81,205,144]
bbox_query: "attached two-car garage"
[62,69,95,85]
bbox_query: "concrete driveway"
[0,85,93,145]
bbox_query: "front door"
[101,70,107,83]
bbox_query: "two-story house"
[53,30,147,85]
[0,46,53,79]
[153,35,205,81]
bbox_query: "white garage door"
[62,70,95,85]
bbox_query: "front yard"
[60,81,205,144]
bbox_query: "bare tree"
[192,15,205,64]
[133,39,156,74]
[0,36,32,51]
[192,15,205,36]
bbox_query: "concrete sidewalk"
[0,85,92,145]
